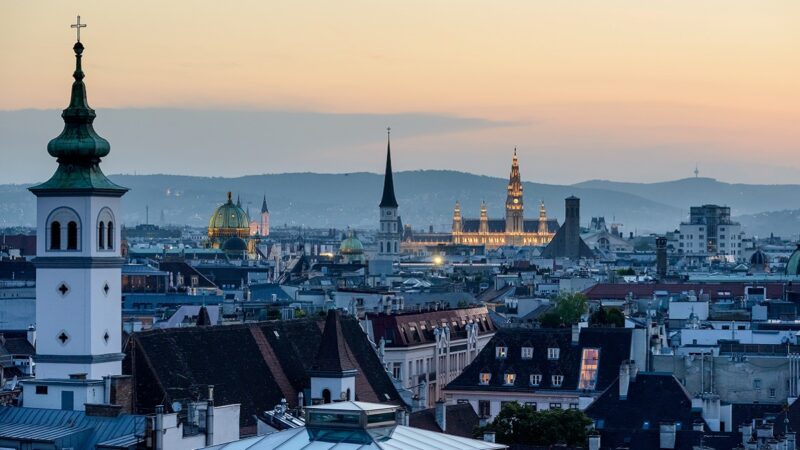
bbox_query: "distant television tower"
[694,164,699,178]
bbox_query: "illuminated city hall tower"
[24,19,127,410]
[505,148,524,238]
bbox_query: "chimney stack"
[588,433,601,450]
[154,405,165,450]
[656,237,667,278]
[206,385,215,446]
[435,399,447,432]
[619,362,630,399]
[659,422,676,449]
[26,324,36,347]
[572,324,580,345]
[740,423,753,446]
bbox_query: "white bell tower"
[23,21,128,411]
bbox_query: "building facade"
[678,204,744,261]
[451,151,557,249]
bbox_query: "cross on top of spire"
[71,15,86,42]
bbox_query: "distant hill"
[1,172,797,236]
[573,177,800,217]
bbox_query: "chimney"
[483,431,496,443]
[298,391,305,407]
[571,324,580,345]
[656,237,668,278]
[693,421,704,432]
[435,399,447,432]
[397,408,409,426]
[26,325,36,347]
[205,385,215,446]
[659,422,676,449]
[588,433,601,450]
[619,362,631,399]
[740,423,753,446]
[154,405,165,450]
[103,376,112,404]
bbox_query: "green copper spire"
[46,41,110,163]
[30,29,126,197]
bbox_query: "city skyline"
[3,1,798,185]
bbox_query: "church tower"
[505,149,524,235]
[260,195,270,236]
[25,24,128,411]
[371,128,400,276]
[479,201,489,234]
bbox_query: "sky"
[3,1,799,185]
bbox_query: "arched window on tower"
[380,241,384,253]
[98,221,105,249]
[67,221,78,250]
[394,242,398,253]
[50,221,61,250]
[107,221,114,250]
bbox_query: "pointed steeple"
[261,195,269,213]
[236,194,241,207]
[379,128,399,208]
[311,309,357,374]
[30,27,126,195]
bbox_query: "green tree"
[474,403,592,446]
[589,306,625,327]
[538,293,588,328]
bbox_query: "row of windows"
[47,208,115,252]
[495,345,560,360]
[480,372,564,388]
[379,241,399,253]
[472,400,578,417]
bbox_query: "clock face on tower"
[513,199,519,204]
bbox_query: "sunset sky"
[3,1,799,185]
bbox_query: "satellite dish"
[171,401,182,412]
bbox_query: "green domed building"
[208,192,255,256]
[339,229,365,263]
[786,244,800,276]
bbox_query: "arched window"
[107,221,114,250]
[67,221,78,250]
[380,242,384,253]
[322,389,331,404]
[98,221,106,249]
[50,221,62,250]
[96,208,115,251]
[394,242,398,253]
[47,207,80,252]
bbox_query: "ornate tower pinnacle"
[505,149,524,234]
[538,200,548,234]
[452,201,462,234]
[480,200,489,234]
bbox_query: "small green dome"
[209,192,250,230]
[340,230,364,255]
[787,244,800,275]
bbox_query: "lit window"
[496,345,508,359]
[530,374,542,386]
[578,348,600,390]
[552,375,564,387]
[480,372,491,385]
[504,372,516,386]
[521,347,533,359]
[547,347,560,360]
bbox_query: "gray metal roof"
[0,423,91,441]
[0,406,146,449]
[202,424,506,450]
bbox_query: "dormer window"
[547,347,560,360]
[521,346,533,359]
[504,372,516,386]
[480,371,491,385]
[496,345,508,359]
[552,375,564,387]
[530,374,542,386]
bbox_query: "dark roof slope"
[445,327,632,393]
[368,307,495,348]
[585,372,701,430]
[409,403,479,438]
[126,315,402,429]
